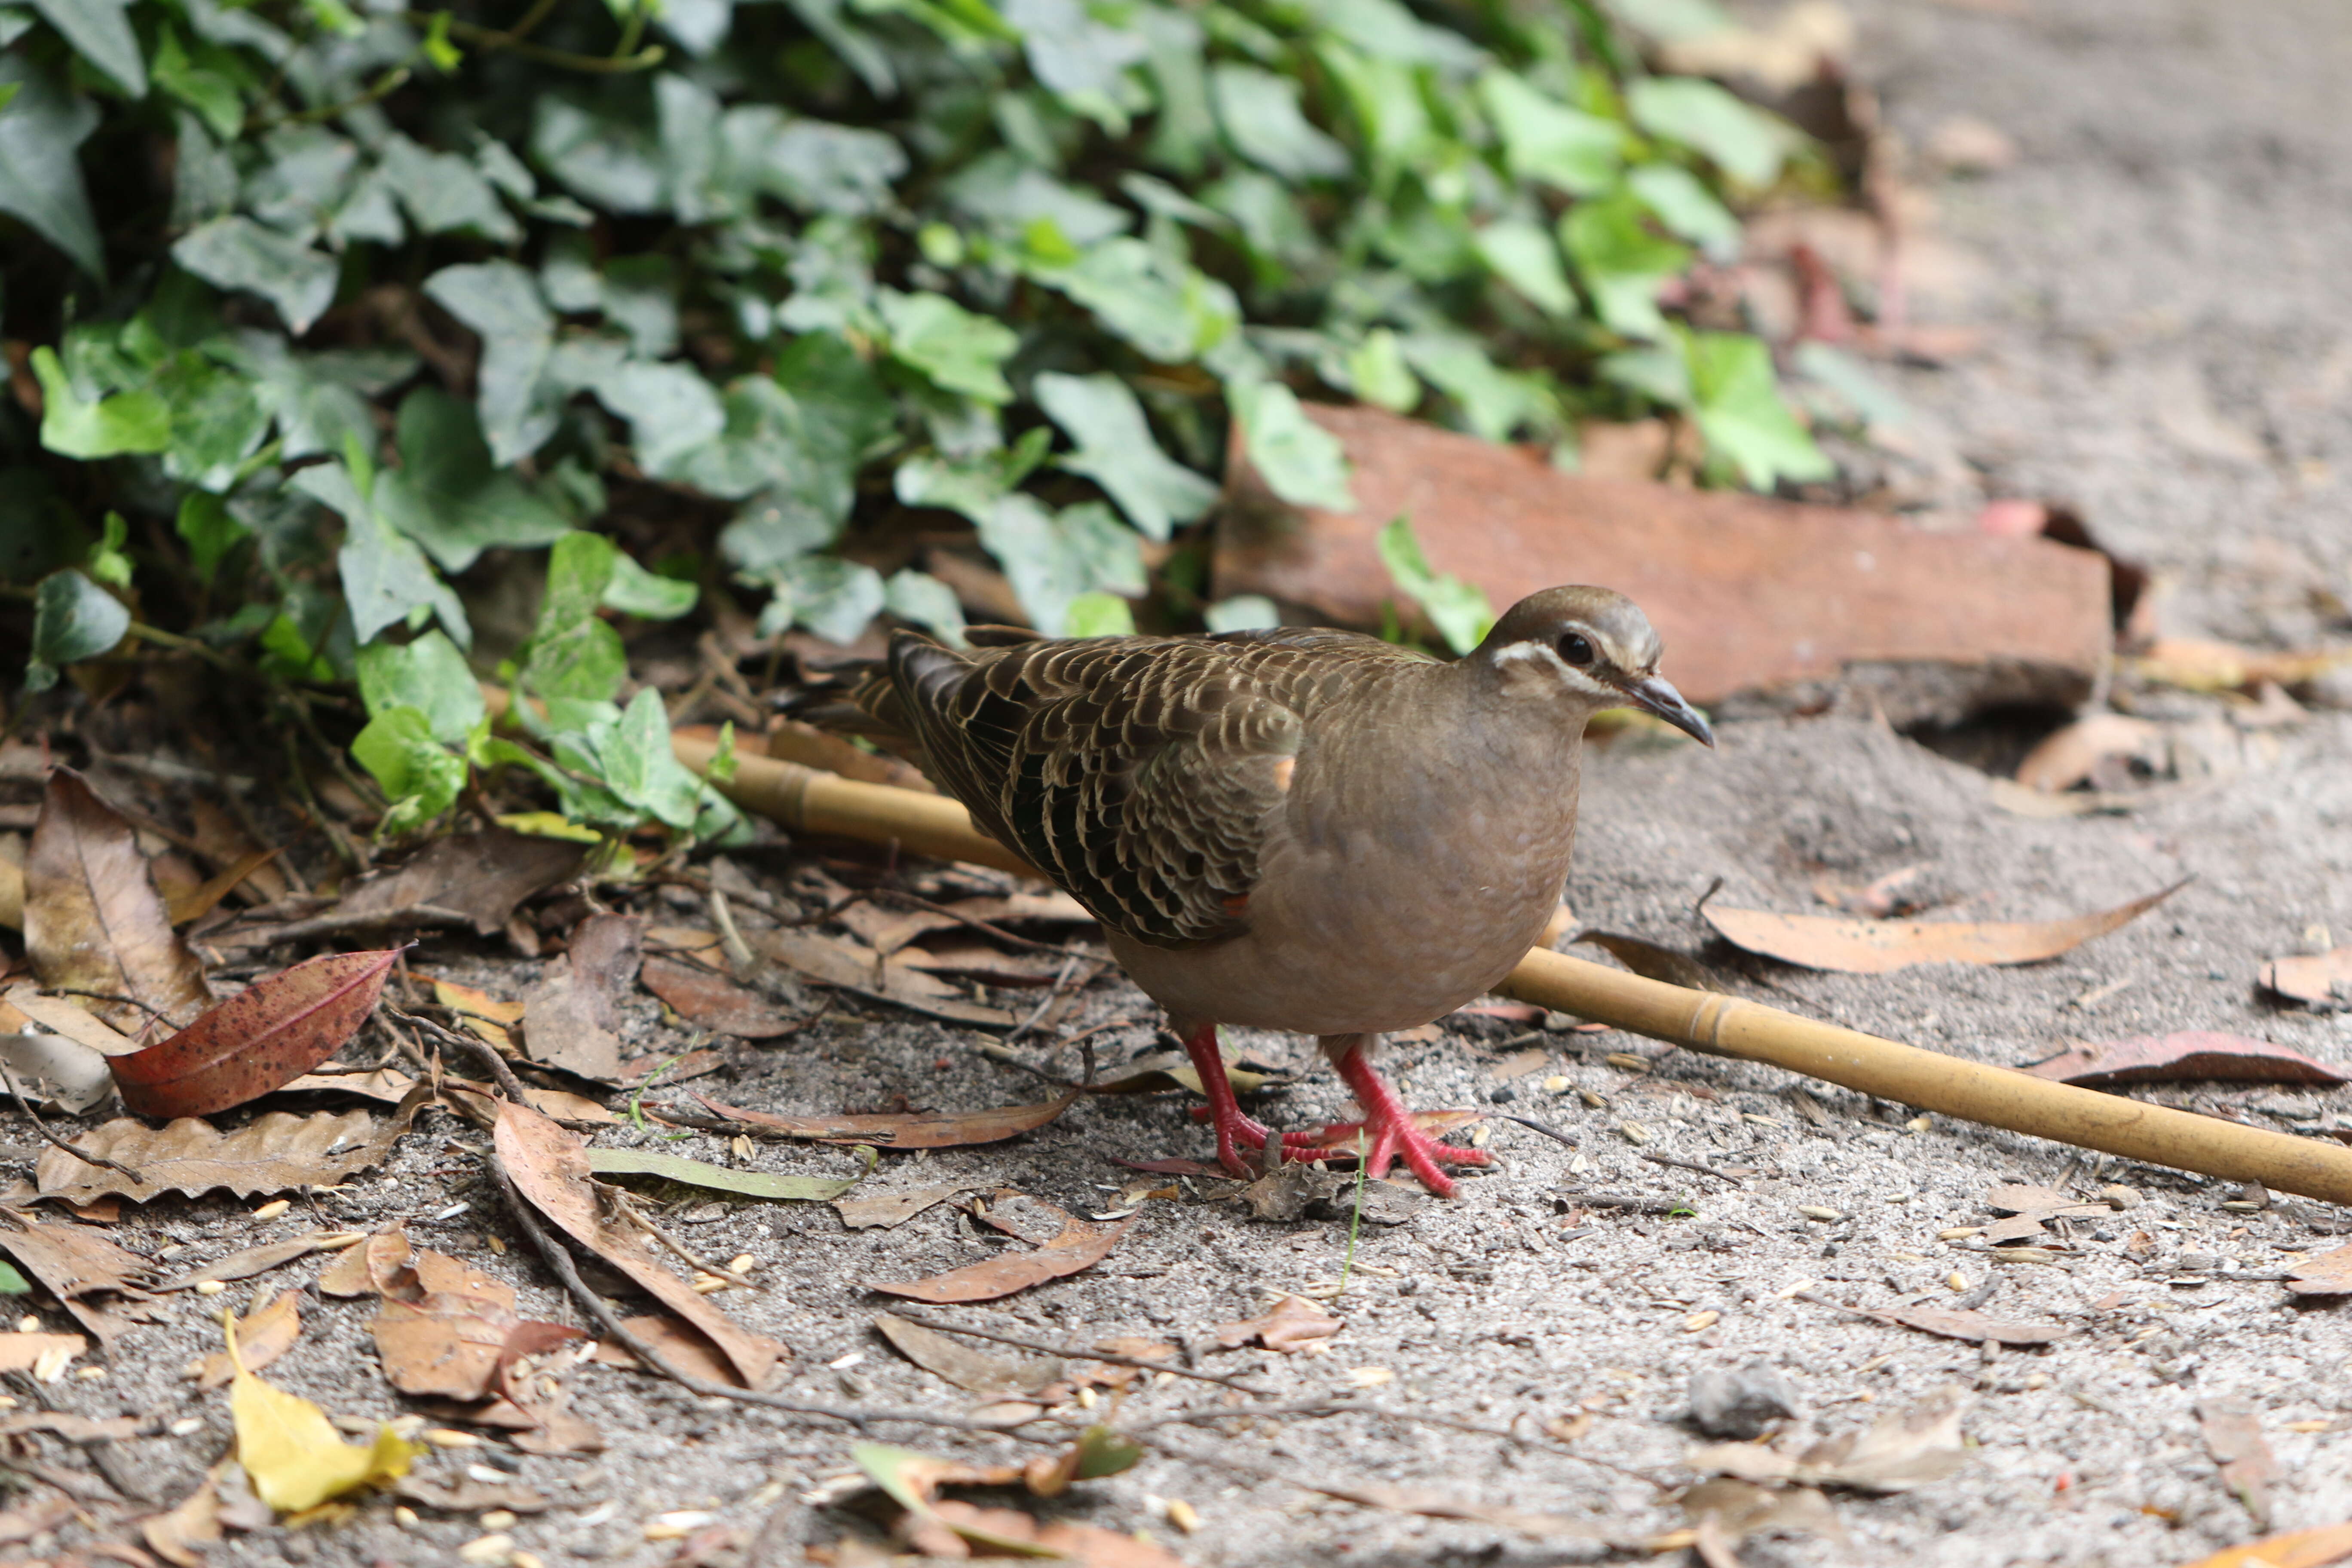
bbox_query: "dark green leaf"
[1627,162,1741,260]
[423,262,561,464]
[1034,371,1218,542]
[1559,192,1691,340]
[1479,70,1622,197]
[176,492,250,582]
[520,531,627,703]
[299,462,474,650]
[1376,514,1491,654]
[373,388,573,573]
[27,0,143,95]
[877,290,1019,405]
[882,569,968,646]
[379,132,522,243]
[753,554,885,646]
[598,687,708,829]
[0,1260,28,1294]
[1004,0,1148,99]
[356,630,483,742]
[1213,63,1352,180]
[351,706,466,835]
[172,218,338,335]
[26,569,129,691]
[602,552,698,619]
[588,1145,873,1201]
[1472,219,1577,317]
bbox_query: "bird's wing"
[888,630,1399,947]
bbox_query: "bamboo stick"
[671,734,2352,1206]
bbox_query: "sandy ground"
[13,3,2352,1566]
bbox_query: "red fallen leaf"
[2262,947,2352,1008]
[109,948,403,1118]
[692,1087,1081,1149]
[2017,1032,2346,1089]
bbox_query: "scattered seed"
[74,1365,104,1380]
[2219,1200,2263,1212]
[467,1464,509,1485]
[511,1554,545,1568]
[1348,1367,1394,1387]
[2285,1419,2334,1433]
[1543,1075,1570,1093]
[1604,1053,1650,1073]
[315,1232,364,1249]
[481,1510,518,1530]
[1166,1498,1202,1534]
[1619,1121,1651,1145]
[1798,1206,1843,1222]
[1301,1281,1346,1301]
[1684,1311,1719,1332]
[1939,1227,1983,1240]
[645,1511,717,1540]
[1470,1123,1491,1147]
[691,1274,728,1295]
[31,1346,73,1382]
[456,1532,512,1564]
[193,1281,227,1297]
[1992,1247,2062,1264]
[484,1234,507,1256]
[251,1200,291,1222]
[169,1417,204,1436]
[11,1317,33,1334]
[1948,1272,1968,1291]
[1773,1278,1817,1299]
[0,1398,17,1410]
[1077,1387,1097,1410]
[426,1429,482,1448]
[432,1203,469,1222]
[732,1135,755,1160]
[727,1255,756,1275]
[1740,1114,1780,1127]
[1905,1116,1932,1133]
[1578,1089,1606,1109]
[827,1352,864,1371]
[395,1507,420,1528]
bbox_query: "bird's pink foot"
[1178,1024,1307,1178]
[1326,1038,1490,1197]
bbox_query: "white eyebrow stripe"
[1494,640,1614,695]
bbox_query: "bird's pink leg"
[1319,1034,1491,1197]
[1178,1022,1291,1177]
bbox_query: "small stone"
[2098,1185,2141,1209]
[1688,1361,1801,1439]
[1798,1206,1843,1222]
[1543,1075,1570,1093]
[1488,1086,1517,1104]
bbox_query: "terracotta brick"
[1216,404,2113,716]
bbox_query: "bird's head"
[1470,585,1714,747]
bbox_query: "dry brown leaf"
[495,1328,603,1455]
[0,1213,156,1345]
[867,1198,1133,1305]
[890,942,1074,987]
[1575,931,1730,992]
[1678,1480,1847,1556]
[329,830,586,936]
[318,1227,411,1297]
[393,1476,550,1513]
[1689,1387,1971,1494]
[641,956,799,1038]
[372,1249,528,1400]
[23,769,214,1034]
[926,1501,1185,1567]
[0,1410,137,1441]
[0,1332,87,1372]
[693,1088,1081,1150]
[833,1182,991,1230]
[2287,1245,2352,1297]
[188,798,290,905]
[1215,1294,1342,1353]
[0,1495,80,1546]
[590,1315,742,1384]
[2263,948,2352,1009]
[3,985,139,1056]
[2171,1522,2352,1568]
[168,847,282,927]
[2200,1398,2276,1528]
[0,1024,116,1113]
[1701,882,2185,973]
[747,928,1015,1027]
[1294,1480,1626,1543]
[194,1289,301,1389]
[2017,1032,2345,1088]
[2014,714,2168,793]
[495,1101,783,1389]
[144,1462,226,1567]
[155,1233,349,1292]
[430,977,524,1049]
[859,892,1094,956]
[36,1083,427,1205]
[2128,637,2350,693]
[518,914,642,1080]
[1821,1297,2068,1346]
[873,1313,1064,1395]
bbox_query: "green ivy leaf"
[379,133,522,243]
[882,568,968,646]
[1626,77,1802,188]
[602,551,698,619]
[1684,330,1834,490]
[171,218,339,335]
[150,26,241,143]
[0,57,99,278]
[1375,514,1492,655]
[27,0,144,95]
[752,554,885,646]
[176,493,250,583]
[25,569,129,692]
[298,460,474,651]
[351,705,467,837]
[1558,192,1691,341]
[1478,71,1623,197]
[1204,594,1279,633]
[1230,380,1354,511]
[1472,219,1577,317]
[1343,328,1420,413]
[1033,371,1217,542]
[423,261,561,465]
[372,388,574,574]
[1033,238,1240,365]
[877,290,1019,405]
[1212,63,1352,181]
[519,531,627,703]
[30,346,169,458]
[597,688,707,830]
[356,630,484,743]
[1626,162,1742,260]
[1062,590,1136,637]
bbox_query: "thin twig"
[1638,1151,1745,1186]
[48,989,182,1032]
[1004,955,1086,1045]
[488,1160,1054,1438]
[3,1372,147,1501]
[211,903,475,949]
[860,888,1093,956]
[884,1312,1268,1394]
[0,1062,141,1185]
[1492,1113,1580,1149]
[390,1008,531,1105]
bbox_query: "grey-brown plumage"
[819,585,1711,1193]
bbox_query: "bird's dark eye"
[1556,632,1596,667]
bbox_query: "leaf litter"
[1701,881,2186,972]
[867,1194,1135,1304]
[2017,1031,2345,1088]
[1687,1386,1973,1494]
[517,912,643,1080]
[225,1308,422,1512]
[22,769,214,1034]
[36,1081,429,1204]
[107,946,403,1118]
[693,1086,1082,1148]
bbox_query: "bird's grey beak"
[1623,674,1715,747]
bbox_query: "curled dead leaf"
[1215,1294,1342,1354]
[1701,882,2185,973]
[2017,1032,2345,1089]
[2262,947,2352,1009]
[23,769,214,1034]
[194,1289,301,1389]
[867,1198,1133,1305]
[37,1083,428,1205]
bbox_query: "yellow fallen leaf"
[495,812,604,844]
[224,1310,419,1511]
